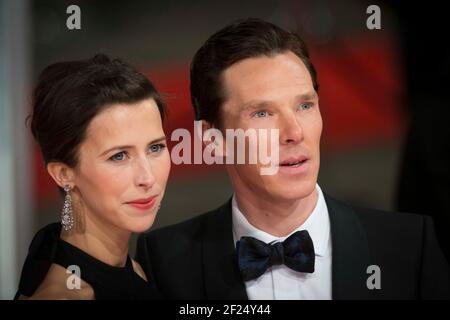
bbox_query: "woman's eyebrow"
[99,136,166,157]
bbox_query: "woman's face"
[73,98,171,233]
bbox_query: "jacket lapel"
[201,195,373,300]
[202,199,248,300]
[325,195,373,299]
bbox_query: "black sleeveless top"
[15,223,162,300]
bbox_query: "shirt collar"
[231,184,331,257]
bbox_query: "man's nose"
[279,112,303,145]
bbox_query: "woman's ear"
[47,162,76,189]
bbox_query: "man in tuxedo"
[136,18,450,299]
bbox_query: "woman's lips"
[126,196,157,210]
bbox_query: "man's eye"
[149,143,166,153]
[255,111,269,118]
[110,151,127,161]
[298,103,313,111]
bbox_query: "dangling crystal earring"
[61,185,74,231]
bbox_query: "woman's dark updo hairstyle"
[30,54,165,170]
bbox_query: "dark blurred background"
[1,0,448,299]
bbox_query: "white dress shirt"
[232,184,332,300]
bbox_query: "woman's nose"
[135,159,156,189]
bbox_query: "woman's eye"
[110,151,127,162]
[149,143,166,153]
[255,111,269,118]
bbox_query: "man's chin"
[271,181,317,201]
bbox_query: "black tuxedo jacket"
[136,195,450,299]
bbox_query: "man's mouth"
[279,157,309,167]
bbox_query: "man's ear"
[47,162,76,189]
[201,120,212,148]
[201,120,227,158]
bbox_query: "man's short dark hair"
[190,18,318,127]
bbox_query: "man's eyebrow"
[99,136,166,157]
[295,91,318,101]
[239,92,318,111]
[240,101,272,111]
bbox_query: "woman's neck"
[61,212,130,267]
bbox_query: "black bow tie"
[236,230,315,281]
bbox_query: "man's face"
[220,51,322,202]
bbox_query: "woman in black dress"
[16,54,171,299]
